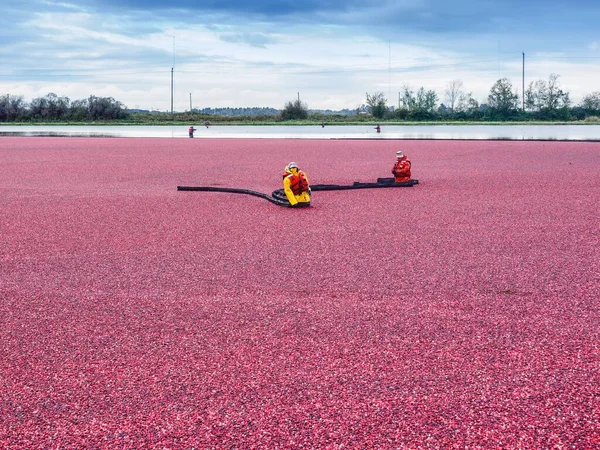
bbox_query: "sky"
[1,0,599,111]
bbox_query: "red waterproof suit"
[392,157,411,182]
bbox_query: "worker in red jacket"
[188,125,196,138]
[392,151,411,182]
[283,162,311,207]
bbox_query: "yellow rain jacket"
[283,168,311,206]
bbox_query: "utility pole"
[297,92,300,103]
[189,93,192,112]
[170,36,175,114]
[522,52,525,111]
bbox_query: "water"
[1,124,600,140]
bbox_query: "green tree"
[580,91,600,114]
[29,93,71,120]
[488,78,519,116]
[397,85,438,119]
[525,74,570,116]
[280,99,308,120]
[87,96,128,120]
[415,87,438,113]
[456,92,479,113]
[365,92,387,118]
[399,85,415,111]
[29,95,50,120]
[69,99,88,121]
[0,94,27,122]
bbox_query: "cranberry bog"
[1,137,599,448]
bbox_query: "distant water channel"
[2,124,600,141]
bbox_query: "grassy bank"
[2,118,600,126]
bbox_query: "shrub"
[280,99,308,120]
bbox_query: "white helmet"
[396,151,404,158]
[288,161,298,169]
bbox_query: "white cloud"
[1,2,599,110]
[40,1,88,12]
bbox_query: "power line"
[1,55,600,80]
[2,53,600,78]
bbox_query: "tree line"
[0,93,129,122]
[3,73,600,123]
[356,74,600,121]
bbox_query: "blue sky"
[1,0,599,111]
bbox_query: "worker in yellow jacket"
[283,162,311,207]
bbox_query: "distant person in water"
[205,121,210,128]
[392,151,412,182]
[375,124,381,133]
[188,125,196,138]
[321,122,325,128]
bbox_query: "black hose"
[177,179,418,207]
[177,186,292,207]
[311,179,418,191]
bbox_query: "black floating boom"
[177,178,418,207]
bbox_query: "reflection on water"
[1,124,600,140]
